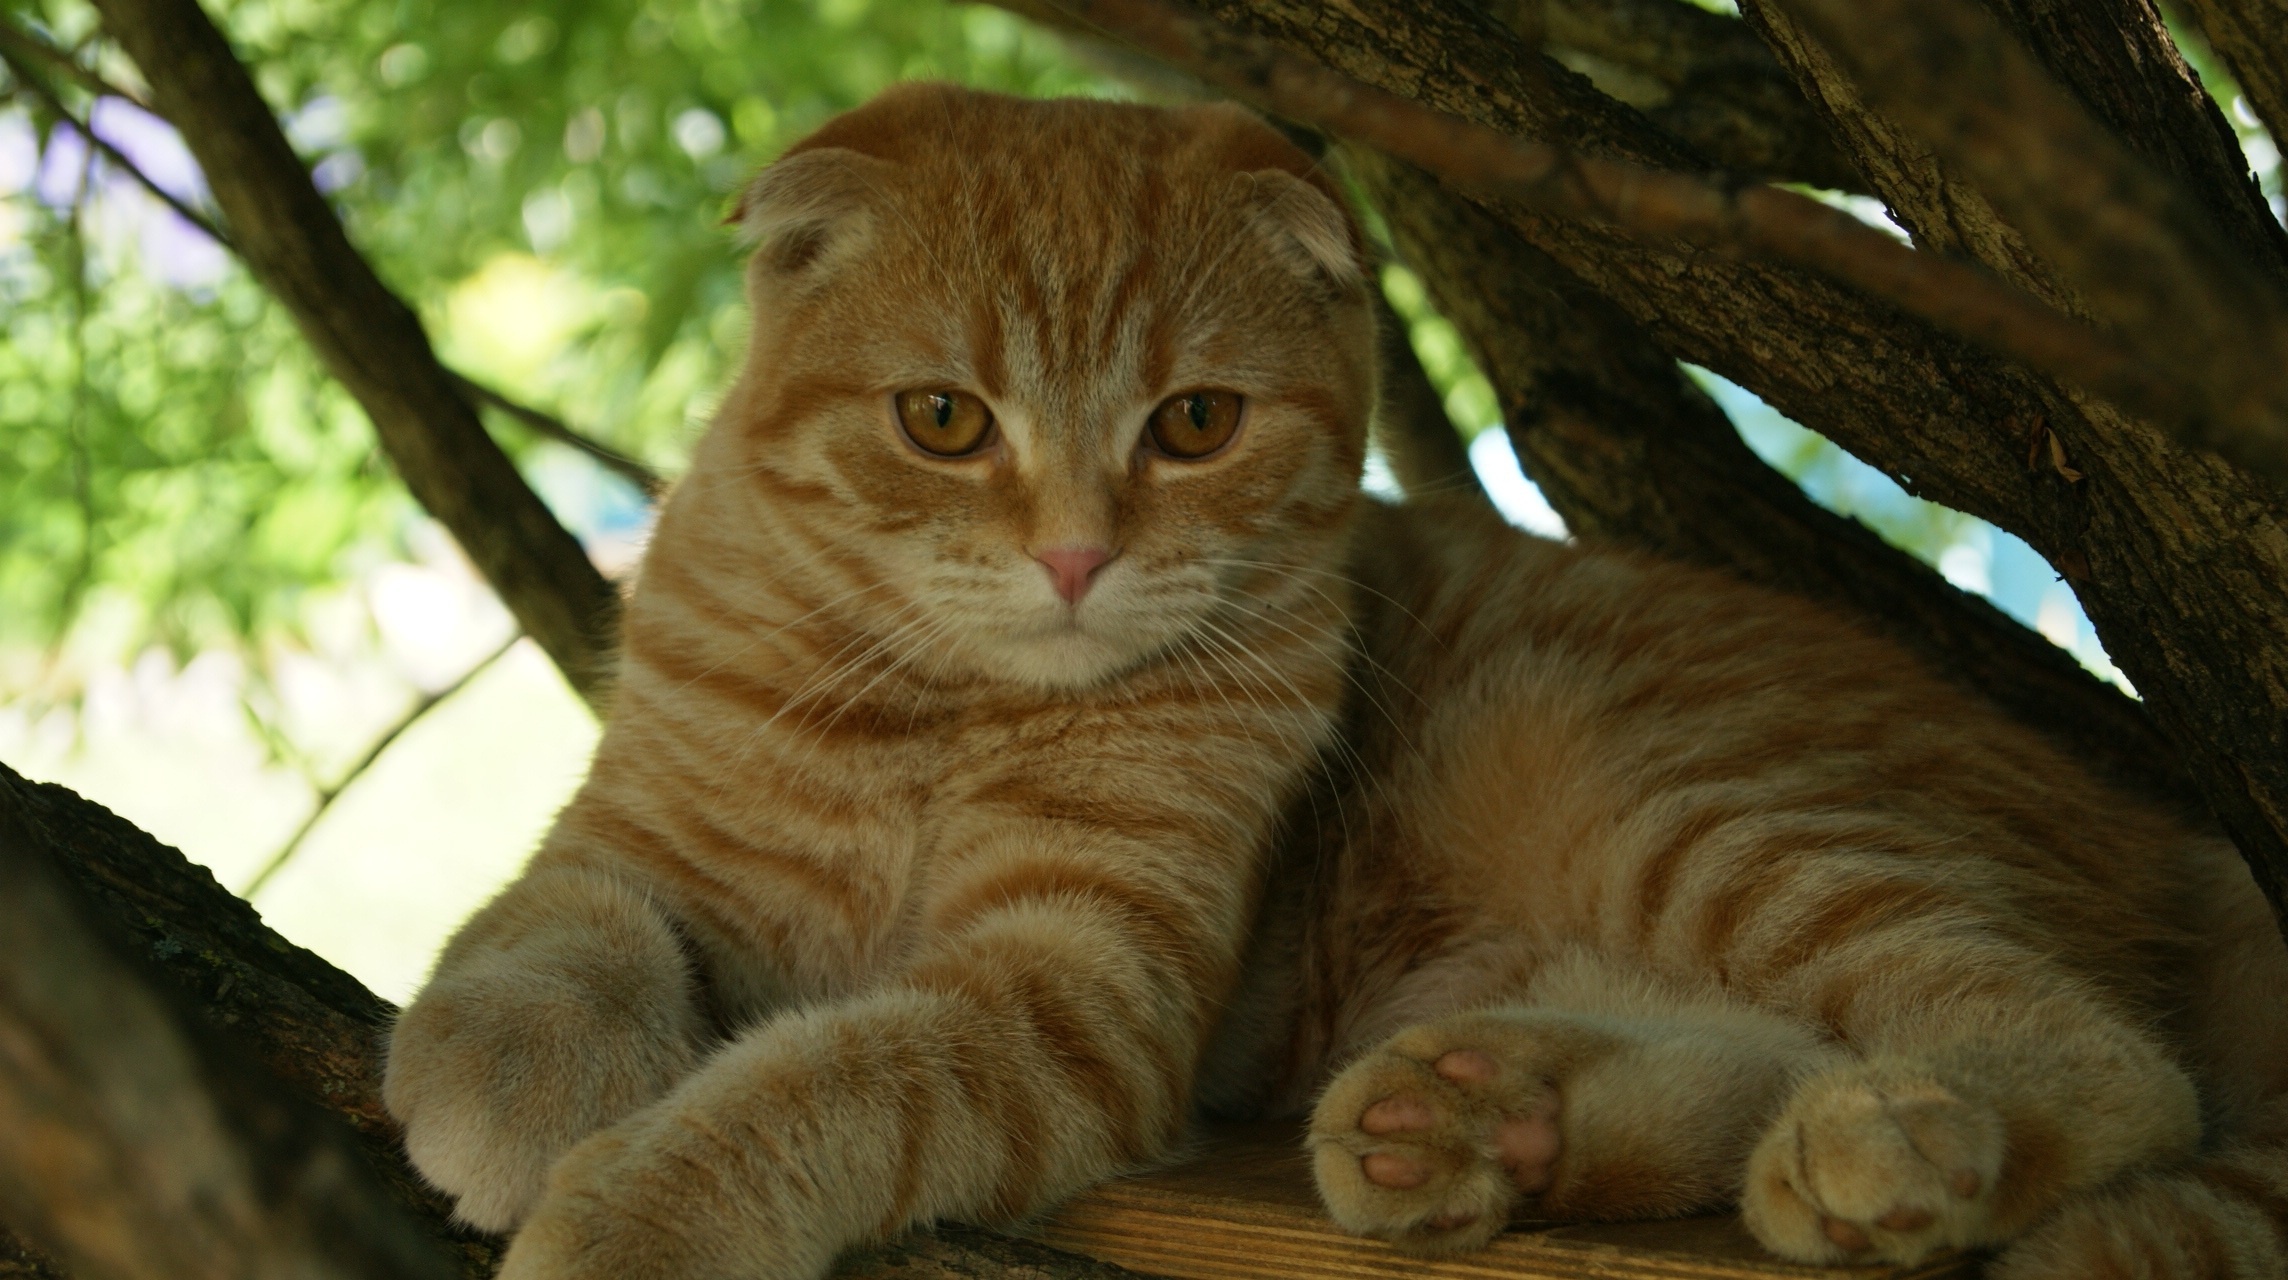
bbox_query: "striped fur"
[382,86,2288,1279]
[1247,498,2288,1276]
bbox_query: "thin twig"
[0,30,228,240]
[1,14,666,506]
[0,12,148,108]
[450,373,665,498]
[1029,0,2264,487]
[240,633,520,898]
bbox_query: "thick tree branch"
[1122,0,2288,932]
[1734,0,2288,925]
[83,0,621,708]
[1354,149,2187,805]
[2173,0,2288,160]
[1041,0,2288,497]
[0,765,1150,1280]
[0,779,464,1280]
[0,770,477,1253]
[1984,0,2288,277]
[1773,0,2288,477]
[1484,0,1867,192]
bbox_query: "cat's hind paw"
[1741,1060,2004,1266]
[1307,1015,1598,1255]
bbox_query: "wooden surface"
[1031,1125,1979,1280]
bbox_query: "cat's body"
[383,86,2288,1279]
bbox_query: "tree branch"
[2172,0,2288,156]
[3,17,658,501]
[0,20,666,511]
[1125,0,2288,935]
[0,17,146,109]
[1353,148,2187,805]
[1771,0,2288,477]
[240,634,520,899]
[448,376,665,500]
[0,777,465,1280]
[1484,0,1868,192]
[1736,0,2288,926]
[1038,0,2288,497]
[0,26,226,238]
[83,0,622,708]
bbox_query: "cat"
[382,83,2288,1280]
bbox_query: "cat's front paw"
[1741,1060,2003,1266]
[501,1116,831,1280]
[383,867,704,1231]
[1308,1014,1604,1255]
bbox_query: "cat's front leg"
[497,903,1222,1280]
[383,861,705,1231]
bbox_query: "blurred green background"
[0,0,2270,1002]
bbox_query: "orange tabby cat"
[383,84,2288,1280]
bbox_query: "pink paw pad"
[1495,1091,1563,1193]
[1310,1017,1618,1256]
[1349,1055,1564,1197]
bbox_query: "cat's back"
[1323,496,2223,1022]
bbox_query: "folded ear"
[727,146,888,275]
[1242,168,1367,294]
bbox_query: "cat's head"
[684,84,1375,692]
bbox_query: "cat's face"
[695,85,1374,692]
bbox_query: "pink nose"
[1035,546,1112,606]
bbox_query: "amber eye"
[895,389,995,457]
[1147,390,1243,459]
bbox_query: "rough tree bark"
[1734,0,2288,909]
[1766,0,2288,470]
[2173,0,2288,149]
[0,765,1142,1280]
[1487,0,1867,193]
[0,799,461,1280]
[1350,151,2187,807]
[1175,0,2288,931]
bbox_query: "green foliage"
[0,0,1115,668]
[0,164,390,657]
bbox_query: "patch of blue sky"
[1691,365,2131,692]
